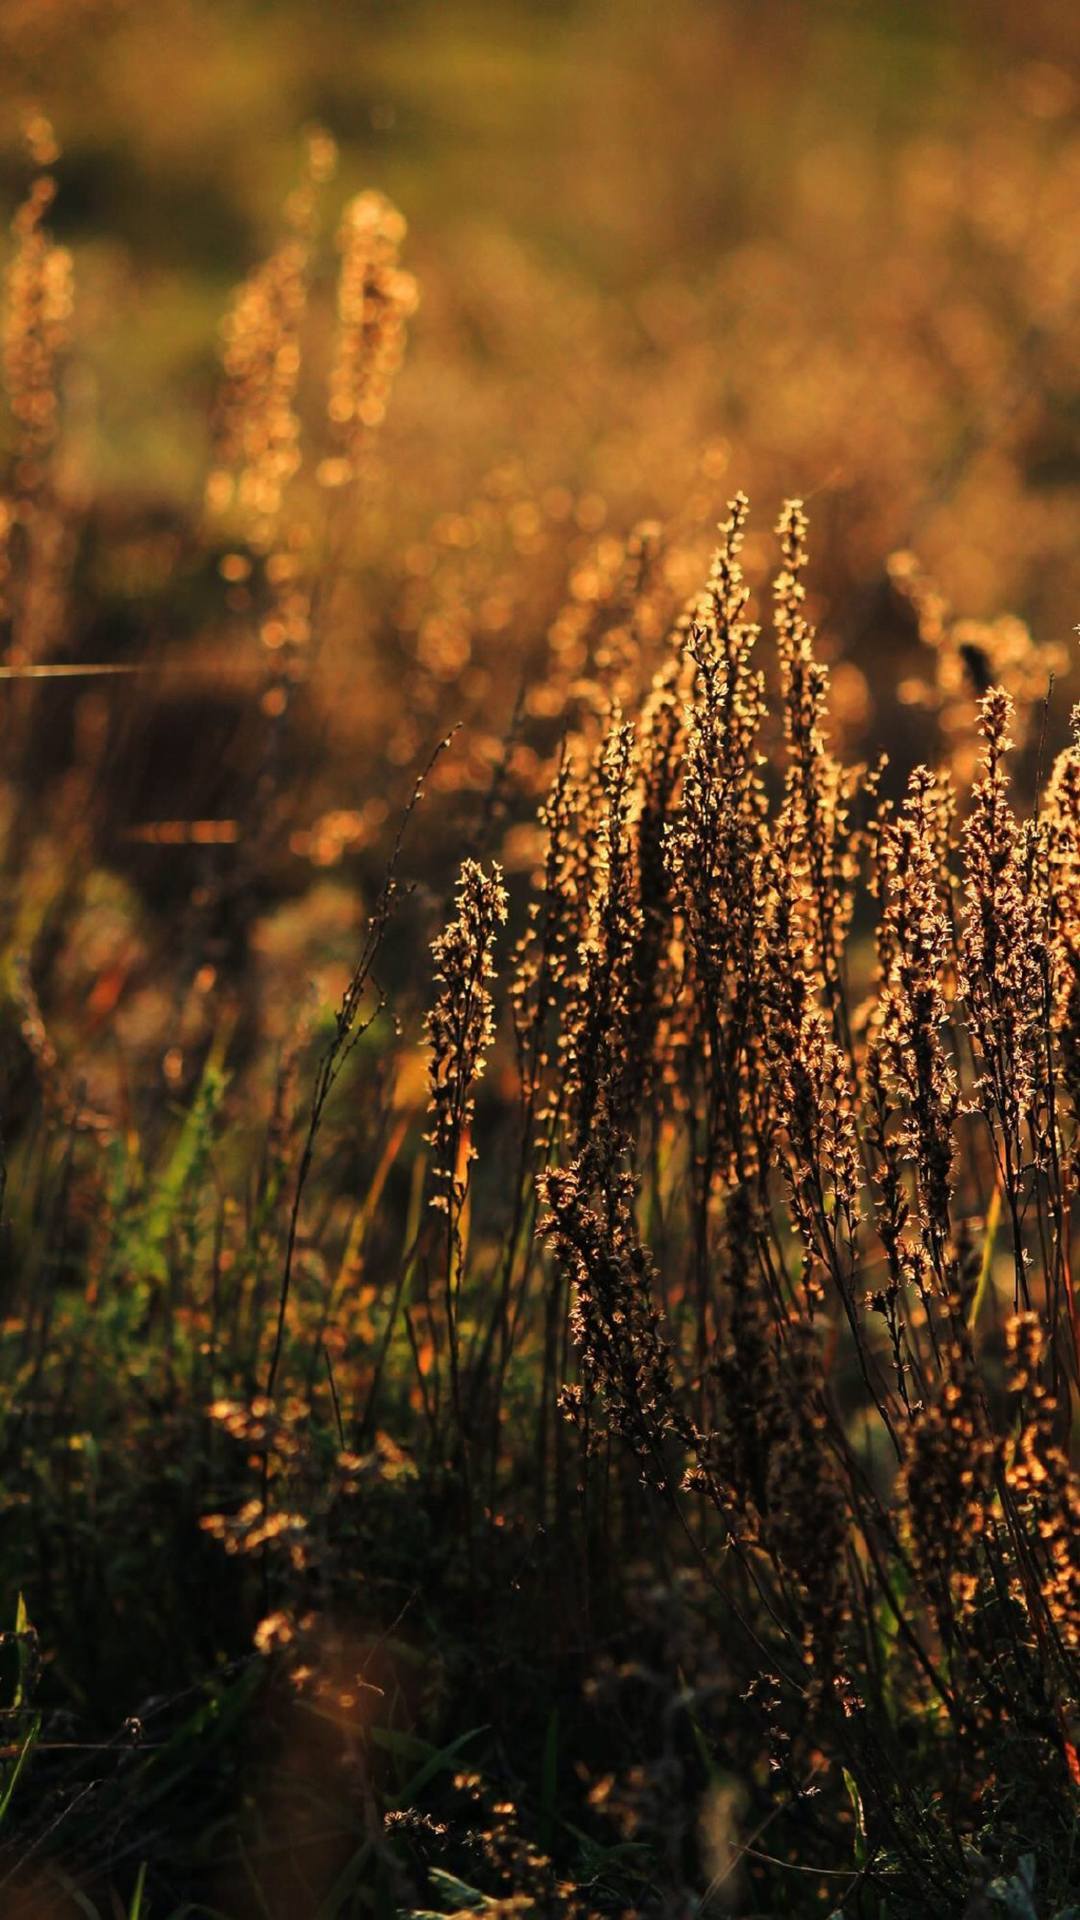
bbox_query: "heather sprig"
[426,856,508,1223]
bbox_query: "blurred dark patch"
[50,142,254,276]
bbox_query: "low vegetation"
[0,45,1078,1919]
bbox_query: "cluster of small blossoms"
[509,743,600,1155]
[541,1125,685,1480]
[960,689,1046,1303]
[424,1771,603,1918]
[697,1184,778,1534]
[425,859,508,1218]
[1005,1313,1080,1657]
[323,191,419,486]
[870,765,959,1285]
[2,118,73,661]
[3,113,71,495]
[772,498,861,997]
[762,1325,851,1683]
[4,174,72,499]
[888,546,1069,772]
[755,782,865,1332]
[1043,709,1080,1127]
[666,493,768,1186]
[561,716,644,1143]
[622,661,683,1118]
[209,133,337,528]
[200,1498,309,1565]
[902,1339,999,1628]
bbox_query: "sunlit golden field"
[0,3,1078,1915]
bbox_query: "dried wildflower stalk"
[426,858,507,1446]
[2,117,73,666]
[541,1121,686,1485]
[426,858,508,1220]
[533,494,1080,1867]
[323,190,418,487]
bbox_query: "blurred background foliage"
[0,0,1072,1115]
[0,0,1075,1142]
[0,0,1076,622]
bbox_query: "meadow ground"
[0,2,1078,1914]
